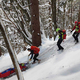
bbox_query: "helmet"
[75,21,78,24]
[56,28,60,32]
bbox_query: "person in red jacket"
[27,46,41,64]
[71,21,80,44]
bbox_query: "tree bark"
[30,0,41,47]
[51,0,57,40]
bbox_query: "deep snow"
[0,34,80,80]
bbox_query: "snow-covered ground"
[0,34,80,80]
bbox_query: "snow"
[1,34,80,80]
[0,0,2,2]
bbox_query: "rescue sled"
[0,62,30,79]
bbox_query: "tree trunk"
[58,0,59,14]
[71,0,73,27]
[49,2,53,39]
[78,6,80,22]
[30,0,41,47]
[28,0,30,9]
[51,0,57,40]
[63,4,66,29]
[0,23,24,80]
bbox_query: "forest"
[0,0,80,80]
[0,0,80,55]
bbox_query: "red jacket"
[72,25,80,33]
[31,46,40,54]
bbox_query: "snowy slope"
[0,35,80,80]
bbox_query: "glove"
[29,59,31,61]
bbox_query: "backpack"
[62,30,66,39]
[31,46,40,54]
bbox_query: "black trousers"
[73,32,79,42]
[57,39,64,50]
[33,54,39,62]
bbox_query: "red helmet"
[78,22,80,24]
[75,21,78,24]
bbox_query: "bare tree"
[1,0,32,45]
